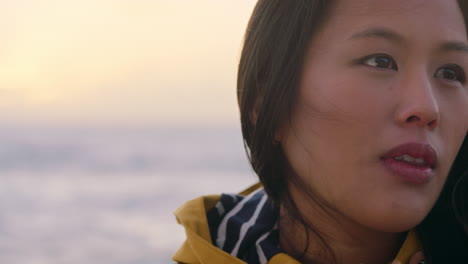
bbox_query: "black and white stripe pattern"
[207,188,282,264]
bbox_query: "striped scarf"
[207,188,283,264]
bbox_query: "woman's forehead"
[322,0,467,42]
[331,0,460,17]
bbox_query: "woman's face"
[280,0,468,232]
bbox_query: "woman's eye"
[434,64,466,84]
[361,54,398,70]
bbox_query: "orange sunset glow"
[0,1,257,124]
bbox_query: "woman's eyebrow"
[349,27,403,43]
[349,27,468,55]
[438,41,468,54]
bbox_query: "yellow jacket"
[172,184,422,264]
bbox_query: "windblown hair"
[237,0,468,262]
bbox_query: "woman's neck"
[278,192,405,264]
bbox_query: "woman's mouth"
[380,142,437,184]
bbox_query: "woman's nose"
[394,72,440,130]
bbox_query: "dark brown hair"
[237,0,468,262]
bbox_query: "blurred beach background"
[0,1,258,263]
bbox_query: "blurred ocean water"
[0,123,256,264]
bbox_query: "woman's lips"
[380,142,437,184]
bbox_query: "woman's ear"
[274,126,283,143]
[249,91,283,144]
[250,110,259,126]
[250,94,263,126]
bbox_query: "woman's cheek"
[316,71,396,119]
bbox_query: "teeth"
[394,154,425,165]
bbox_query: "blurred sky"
[0,0,257,126]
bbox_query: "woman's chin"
[363,211,428,233]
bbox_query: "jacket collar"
[173,184,422,264]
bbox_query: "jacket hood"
[172,184,422,264]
